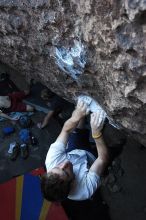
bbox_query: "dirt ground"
[0,62,146,220]
[101,137,146,220]
[0,112,62,182]
[0,62,62,183]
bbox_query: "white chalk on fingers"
[86,107,90,115]
[76,95,120,129]
[77,95,92,106]
[77,99,82,105]
[98,114,104,125]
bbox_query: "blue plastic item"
[2,126,15,135]
[19,129,30,143]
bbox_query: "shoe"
[8,142,19,161]
[20,143,29,159]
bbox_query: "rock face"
[0,0,146,145]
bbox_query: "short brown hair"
[41,172,71,202]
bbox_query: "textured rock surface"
[0,0,146,145]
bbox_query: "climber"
[37,89,71,129]
[0,90,34,121]
[41,100,109,201]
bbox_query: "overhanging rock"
[0,0,146,145]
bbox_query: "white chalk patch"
[55,40,86,80]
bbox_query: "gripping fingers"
[97,111,106,129]
[86,107,90,115]
[90,111,105,130]
[90,112,96,124]
[78,100,88,111]
[77,100,84,109]
[100,111,106,127]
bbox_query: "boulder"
[0,0,146,145]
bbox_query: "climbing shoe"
[8,142,19,161]
[20,143,29,159]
